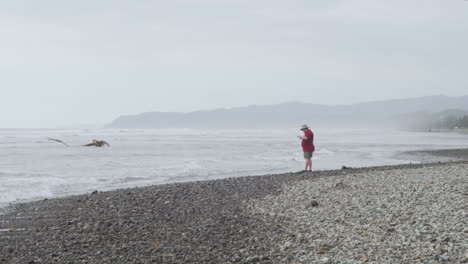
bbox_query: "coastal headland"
[1,150,467,263]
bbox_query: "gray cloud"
[1,0,467,127]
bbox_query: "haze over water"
[1,128,467,207]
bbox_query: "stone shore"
[0,151,467,263]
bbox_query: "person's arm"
[297,135,307,140]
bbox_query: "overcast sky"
[1,0,467,128]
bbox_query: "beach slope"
[0,161,467,263]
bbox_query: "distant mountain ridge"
[106,95,468,129]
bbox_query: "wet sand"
[403,148,468,163]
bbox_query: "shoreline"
[422,128,468,134]
[2,145,466,211]
[396,148,468,165]
[404,148,468,161]
[1,150,467,263]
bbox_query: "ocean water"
[1,128,467,207]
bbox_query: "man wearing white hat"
[297,124,315,172]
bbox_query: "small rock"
[282,241,292,249]
[309,200,319,207]
[245,255,261,263]
[296,233,304,243]
[91,190,98,195]
[321,257,331,264]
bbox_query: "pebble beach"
[1,151,467,263]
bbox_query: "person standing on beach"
[297,124,315,172]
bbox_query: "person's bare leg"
[306,158,312,171]
[308,159,313,171]
[304,159,308,171]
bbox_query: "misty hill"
[106,95,468,129]
[396,109,468,130]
